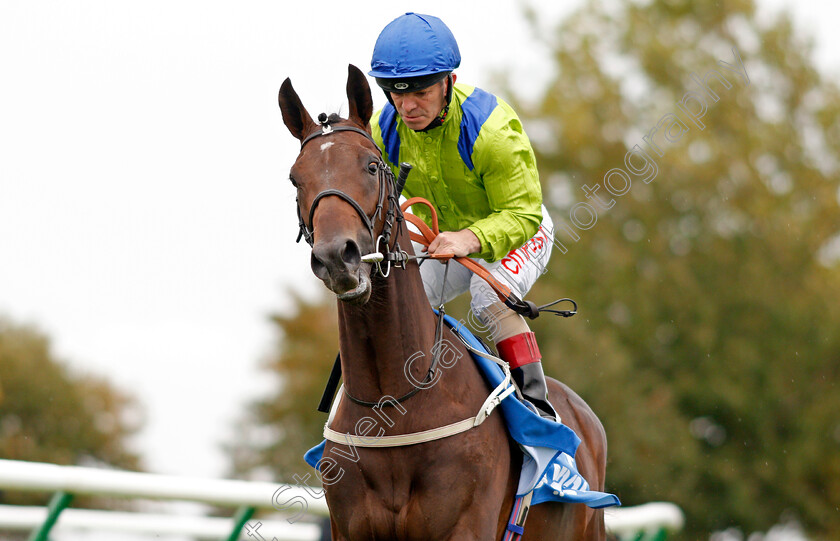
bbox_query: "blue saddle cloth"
[305,315,620,509]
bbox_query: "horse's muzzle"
[311,237,372,304]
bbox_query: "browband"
[300,123,378,150]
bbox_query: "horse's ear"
[346,64,373,128]
[278,77,316,141]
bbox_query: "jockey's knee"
[477,301,530,344]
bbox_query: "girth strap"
[503,491,534,541]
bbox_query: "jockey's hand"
[425,229,481,258]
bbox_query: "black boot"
[496,331,558,421]
[511,362,559,421]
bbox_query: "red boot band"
[496,332,542,369]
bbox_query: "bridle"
[293,114,440,408]
[294,114,407,277]
[293,113,577,411]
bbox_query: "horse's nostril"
[311,239,361,284]
[341,239,361,267]
[311,252,329,281]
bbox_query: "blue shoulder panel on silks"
[378,104,400,165]
[457,87,497,171]
[304,314,620,509]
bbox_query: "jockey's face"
[390,78,448,131]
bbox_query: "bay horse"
[278,64,609,540]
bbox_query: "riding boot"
[496,332,559,421]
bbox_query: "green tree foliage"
[0,317,142,506]
[516,0,840,538]
[228,293,338,482]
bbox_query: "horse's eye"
[367,162,379,175]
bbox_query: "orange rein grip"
[400,197,513,301]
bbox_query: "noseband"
[294,114,405,276]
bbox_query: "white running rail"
[0,505,321,540]
[0,459,683,540]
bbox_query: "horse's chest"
[351,494,453,540]
[327,472,459,538]
[322,389,511,539]
[324,447,489,540]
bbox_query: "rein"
[295,115,440,410]
[294,114,576,447]
[294,114,577,319]
[394,197,578,319]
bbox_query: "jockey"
[369,13,559,420]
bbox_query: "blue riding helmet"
[369,12,461,94]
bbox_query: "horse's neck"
[337,255,437,400]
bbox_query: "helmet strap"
[383,88,395,107]
[418,106,448,132]
[418,74,454,132]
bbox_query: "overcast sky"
[1,0,837,480]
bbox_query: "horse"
[277,64,609,541]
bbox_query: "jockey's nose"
[311,237,362,290]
